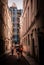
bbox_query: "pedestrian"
[19,45,23,56]
[11,44,14,55]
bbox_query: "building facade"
[10,4,18,44]
[3,8,13,54]
[20,0,44,63]
[0,0,13,55]
[10,3,22,44]
[17,10,23,44]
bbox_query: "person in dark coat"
[11,44,14,55]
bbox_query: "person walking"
[19,45,23,56]
[11,44,14,55]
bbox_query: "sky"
[8,0,23,9]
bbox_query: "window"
[13,23,17,27]
[13,8,15,11]
[13,35,15,38]
[13,11,15,14]
[28,7,29,27]
[28,34,30,45]
[13,28,17,32]
[17,29,19,33]
[17,24,20,27]
[13,17,15,22]
[26,0,29,4]
[31,0,33,9]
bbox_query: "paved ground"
[23,53,39,65]
[0,55,30,65]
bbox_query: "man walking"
[11,44,14,55]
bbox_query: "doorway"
[32,38,35,57]
[38,31,44,64]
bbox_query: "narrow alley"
[0,0,44,65]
